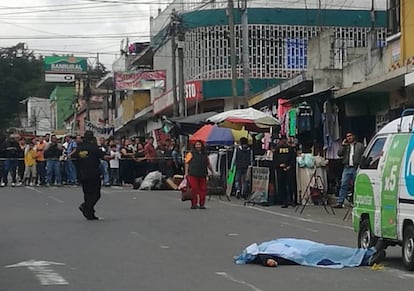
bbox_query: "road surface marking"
[5,260,68,286]
[280,221,318,233]
[25,186,42,193]
[47,196,64,203]
[386,268,414,279]
[216,272,264,291]
[219,201,353,230]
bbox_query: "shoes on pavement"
[190,206,198,209]
[11,183,16,187]
[368,250,386,266]
[78,204,88,219]
[281,205,288,208]
[333,204,344,209]
[199,205,206,209]
[0,182,5,187]
[87,216,100,220]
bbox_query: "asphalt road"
[1,185,414,291]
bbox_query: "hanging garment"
[322,101,340,150]
[288,108,298,137]
[278,99,291,136]
[326,139,341,160]
[297,102,313,133]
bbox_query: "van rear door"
[380,134,410,239]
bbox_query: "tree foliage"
[0,43,55,132]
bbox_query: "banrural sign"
[44,56,87,74]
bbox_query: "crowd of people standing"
[0,132,184,188]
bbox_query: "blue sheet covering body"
[235,238,375,268]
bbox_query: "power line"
[0,34,150,40]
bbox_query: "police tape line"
[0,157,180,161]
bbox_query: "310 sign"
[184,81,202,101]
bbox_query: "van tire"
[402,225,414,270]
[358,219,377,248]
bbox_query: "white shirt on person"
[349,143,354,167]
[109,150,121,168]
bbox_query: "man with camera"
[334,132,364,208]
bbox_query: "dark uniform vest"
[188,151,208,177]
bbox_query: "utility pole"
[228,0,238,109]
[171,10,179,117]
[177,14,186,117]
[84,76,91,122]
[367,0,376,72]
[240,0,249,108]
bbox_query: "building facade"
[149,0,387,117]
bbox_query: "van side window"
[360,137,386,169]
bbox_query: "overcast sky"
[0,0,386,70]
[0,0,169,68]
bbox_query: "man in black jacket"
[1,134,20,187]
[74,131,110,220]
[273,136,296,208]
[235,137,253,199]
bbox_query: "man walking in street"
[75,131,110,220]
[334,131,365,208]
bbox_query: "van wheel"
[358,219,377,248]
[402,225,414,270]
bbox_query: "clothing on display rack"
[297,102,313,133]
[322,100,340,150]
[278,99,291,136]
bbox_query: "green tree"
[0,43,54,133]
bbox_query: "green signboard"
[44,56,87,74]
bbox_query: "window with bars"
[183,24,387,80]
[387,0,401,35]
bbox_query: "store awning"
[248,72,313,108]
[281,87,334,105]
[164,111,218,135]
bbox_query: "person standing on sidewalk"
[63,135,77,185]
[35,135,47,186]
[98,137,110,187]
[334,132,364,208]
[184,140,214,209]
[0,133,19,187]
[75,131,110,220]
[144,136,158,173]
[16,137,26,186]
[273,136,296,208]
[23,142,37,186]
[234,137,253,199]
[44,135,63,186]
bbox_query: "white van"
[353,110,414,270]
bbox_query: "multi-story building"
[108,0,389,139]
[150,0,387,118]
[20,97,52,136]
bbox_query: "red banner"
[115,70,166,91]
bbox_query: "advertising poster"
[251,166,269,203]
